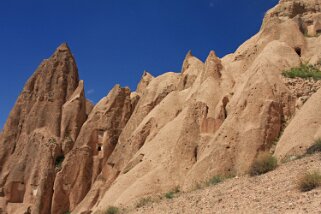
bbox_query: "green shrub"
[298,171,321,192]
[250,152,278,176]
[164,186,180,199]
[207,175,224,186]
[106,206,119,214]
[136,197,153,208]
[307,139,321,154]
[165,191,175,199]
[282,64,321,80]
[206,173,235,186]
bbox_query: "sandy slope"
[128,154,321,214]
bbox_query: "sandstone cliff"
[0,43,89,213]
[1,0,321,213]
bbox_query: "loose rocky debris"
[282,76,321,109]
[128,154,321,214]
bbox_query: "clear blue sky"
[0,0,278,129]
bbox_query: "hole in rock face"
[97,146,102,151]
[194,146,198,161]
[295,47,301,57]
[55,155,65,169]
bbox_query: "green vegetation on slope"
[298,170,321,192]
[250,152,277,176]
[282,64,321,80]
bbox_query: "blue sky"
[0,0,278,129]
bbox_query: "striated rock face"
[60,80,88,154]
[51,84,134,213]
[3,0,321,213]
[275,87,321,160]
[263,0,321,36]
[0,44,90,213]
[90,0,320,211]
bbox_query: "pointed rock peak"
[204,50,223,80]
[206,50,221,63]
[112,84,121,92]
[52,43,74,59]
[185,50,193,59]
[136,70,154,94]
[79,79,84,86]
[56,43,71,52]
[142,70,148,76]
[101,84,131,105]
[109,84,131,96]
[208,50,218,58]
[142,70,154,79]
[181,50,194,73]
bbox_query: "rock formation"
[51,84,134,213]
[1,0,321,213]
[0,43,90,213]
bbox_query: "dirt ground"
[127,154,321,214]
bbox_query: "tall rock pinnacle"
[204,50,223,81]
[0,43,86,214]
[136,71,154,94]
[181,50,193,73]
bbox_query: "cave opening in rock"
[295,47,301,57]
[55,155,65,170]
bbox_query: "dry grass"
[136,197,153,208]
[106,206,119,214]
[165,186,180,199]
[207,175,226,186]
[298,170,321,192]
[250,152,278,176]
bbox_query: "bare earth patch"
[128,154,321,214]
